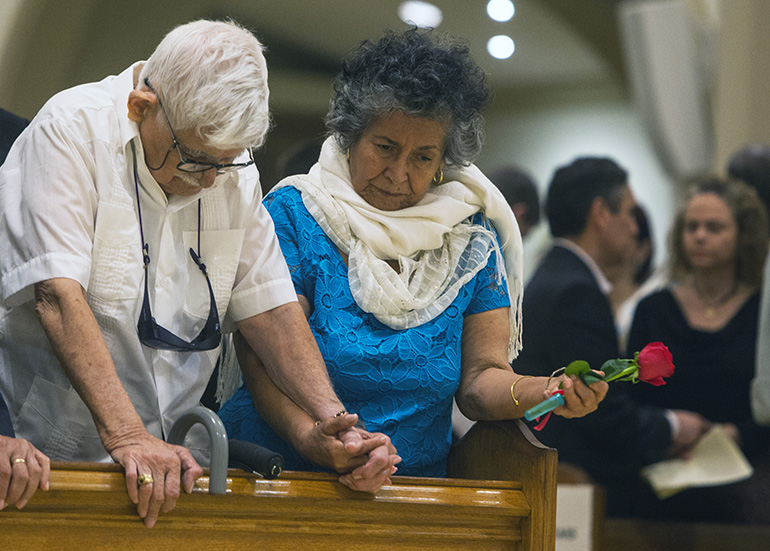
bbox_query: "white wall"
[479,84,680,281]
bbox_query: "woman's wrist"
[313,410,367,431]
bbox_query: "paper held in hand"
[641,424,754,499]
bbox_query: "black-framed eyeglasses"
[143,78,254,175]
[130,140,222,351]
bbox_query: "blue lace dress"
[218,186,510,477]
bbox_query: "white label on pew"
[556,484,594,551]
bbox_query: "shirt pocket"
[89,201,143,304]
[181,229,244,320]
[15,376,106,462]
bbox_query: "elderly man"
[0,20,392,527]
[515,157,711,516]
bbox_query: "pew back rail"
[0,419,557,551]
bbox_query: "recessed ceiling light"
[398,1,443,28]
[487,0,515,22]
[487,35,515,59]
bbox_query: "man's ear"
[127,89,157,123]
[588,196,611,231]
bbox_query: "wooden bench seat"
[0,419,557,551]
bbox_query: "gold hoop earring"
[346,148,350,160]
[433,168,444,185]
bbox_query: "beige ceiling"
[0,0,624,117]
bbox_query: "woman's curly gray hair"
[325,28,490,168]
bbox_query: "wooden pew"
[448,419,558,551]
[0,420,557,551]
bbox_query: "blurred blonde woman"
[628,176,770,523]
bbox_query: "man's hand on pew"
[0,435,50,510]
[109,430,203,528]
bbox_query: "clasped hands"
[297,412,400,493]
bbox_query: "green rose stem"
[602,363,639,383]
[525,344,674,427]
[574,356,641,385]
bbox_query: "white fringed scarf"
[272,137,524,362]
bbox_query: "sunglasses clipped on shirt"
[136,245,222,352]
[130,139,222,352]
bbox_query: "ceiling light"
[487,35,515,59]
[487,0,515,22]
[398,1,443,28]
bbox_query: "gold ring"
[137,473,154,486]
[12,457,26,464]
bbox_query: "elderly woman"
[628,177,770,523]
[218,29,607,490]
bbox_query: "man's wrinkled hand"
[108,430,203,528]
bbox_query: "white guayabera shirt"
[0,62,295,462]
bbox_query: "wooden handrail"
[0,420,557,551]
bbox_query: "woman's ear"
[127,89,157,123]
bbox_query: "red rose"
[636,342,674,386]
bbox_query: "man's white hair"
[139,19,270,150]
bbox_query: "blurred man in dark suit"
[515,156,710,515]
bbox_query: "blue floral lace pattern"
[218,186,510,477]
